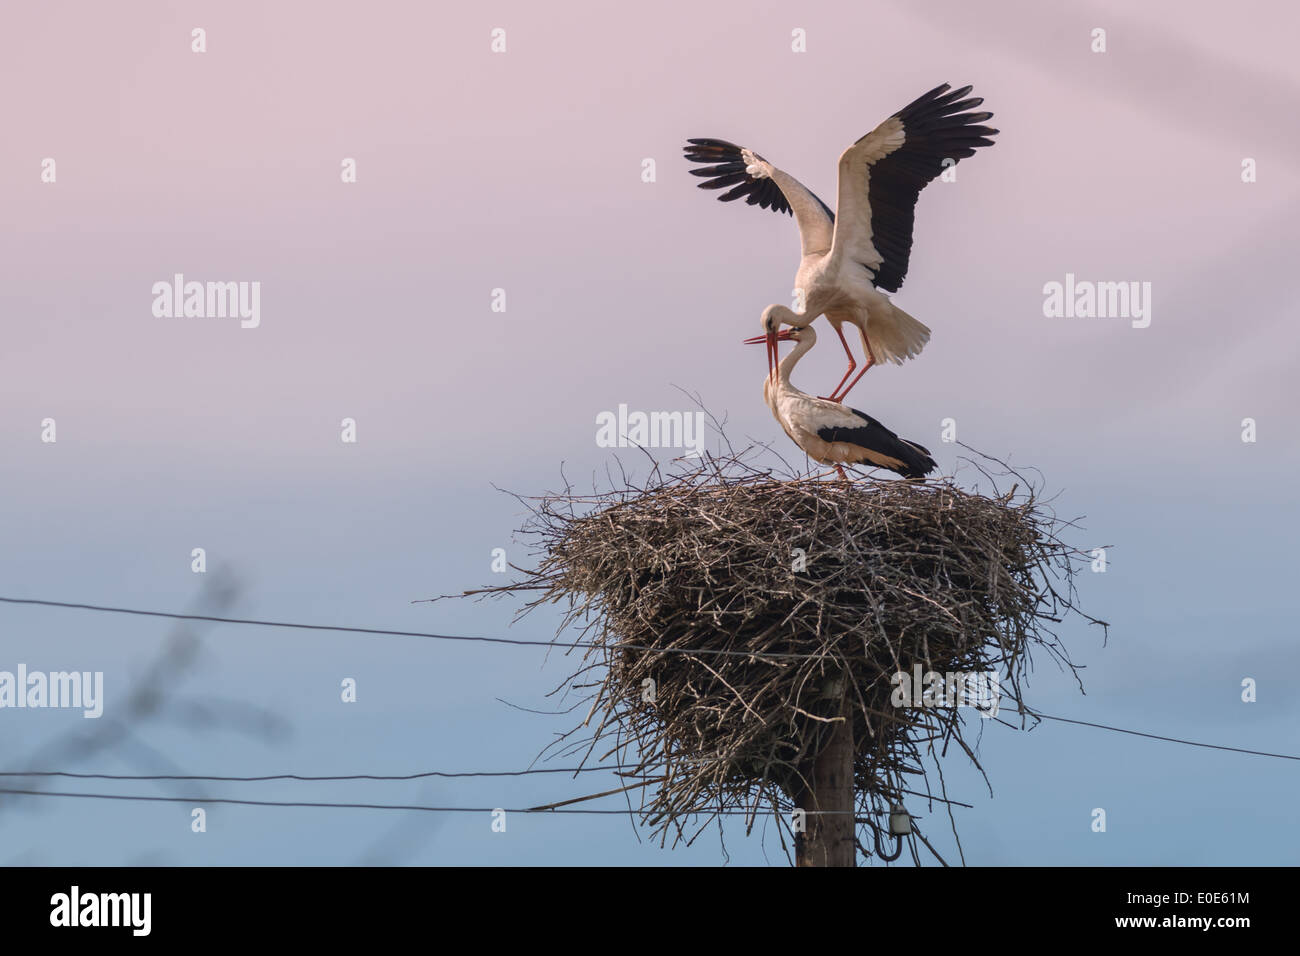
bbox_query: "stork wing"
[684,139,836,256]
[817,408,937,478]
[830,84,999,293]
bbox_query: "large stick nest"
[474,449,1106,862]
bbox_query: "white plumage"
[747,325,937,481]
[687,83,998,402]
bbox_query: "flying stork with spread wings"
[686,83,998,401]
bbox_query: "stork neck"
[776,335,815,387]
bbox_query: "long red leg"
[819,323,857,402]
[835,464,850,482]
[828,332,876,402]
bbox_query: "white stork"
[687,83,998,402]
[744,324,937,481]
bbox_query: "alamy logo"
[1042,272,1151,328]
[595,405,706,457]
[151,273,261,328]
[50,886,151,936]
[890,666,1001,718]
[0,665,103,718]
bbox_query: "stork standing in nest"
[687,83,998,402]
[744,324,936,481]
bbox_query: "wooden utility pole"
[794,690,856,867]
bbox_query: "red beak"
[744,329,794,381]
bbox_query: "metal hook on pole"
[873,803,911,861]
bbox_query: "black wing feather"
[865,83,999,292]
[816,408,937,479]
[683,138,835,222]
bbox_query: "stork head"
[786,323,815,345]
[744,320,803,382]
[745,305,810,381]
[759,303,809,335]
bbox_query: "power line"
[0,771,973,809]
[0,595,833,661]
[5,595,1296,763]
[1037,714,1300,762]
[0,788,856,816]
[0,766,635,783]
[8,709,1297,819]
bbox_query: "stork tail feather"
[897,439,938,479]
[871,302,932,365]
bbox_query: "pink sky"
[4,0,1297,481]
